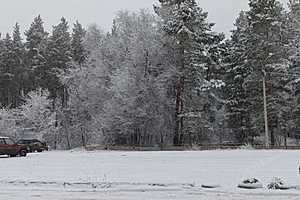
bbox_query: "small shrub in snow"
[267,177,291,190]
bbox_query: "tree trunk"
[81,127,86,148]
[174,77,184,146]
[270,129,275,147]
[174,41,185,146]
[284,129,287,149]
[62,110,71,150]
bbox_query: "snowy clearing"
[1,150,300,199]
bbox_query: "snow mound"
[238,178,263,189]
[201,184,221,188]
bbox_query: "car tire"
[37,149,43,153]
[19,150,27,157]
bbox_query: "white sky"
[0,0,289,38]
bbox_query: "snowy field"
[1,150,300,199]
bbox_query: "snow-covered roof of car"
[0,136,9,139]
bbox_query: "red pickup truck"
[0,136,27,157]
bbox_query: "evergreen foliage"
[155,0,225,145]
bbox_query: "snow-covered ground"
[1,150,300,199]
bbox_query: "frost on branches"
[19,89,57,142]
[155,0,225,145]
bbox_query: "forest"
[0,0,300,149]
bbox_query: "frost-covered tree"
[19,89,56,144]
[102,10,176,147]
[227,0,289,145]
[155,0,225,145]
[62,24,108,147]
[0,24,27,108]
[11,23,26,107]
[24,15,48,91]
[46,17,72,104]
[71,21,88,66]
[224,11,254,143]
[44,17,73,148]
[0,34,17,107]
[285,0,300,140]
[63,10,176,148]
[62,59,110,147]
[84,24,104,52]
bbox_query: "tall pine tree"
[286,0,300,139]
[46,17,72,104]
[12,23,26,107]
[155,0,224,145]
[71,21,87,66]
[228,0,289,145]
[24,15,48,92]
[0,34,14,107]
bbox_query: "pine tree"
[155,0,224,145]
[12,23,26,107]
[0,33,16,107]
[45,17,72,148]
[225,11,254,143]
[71,21,87,66]
[24,15,48,91]
[286,0,300,140]
[46,17,72,104]
[25,15,48,50]
[0,24,26,108]
[230,0,289,145]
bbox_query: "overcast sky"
[0,0,289,38]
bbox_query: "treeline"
[0,16,83,108]
[1,0,300,149]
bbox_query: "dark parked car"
[0,137,27,157]
[17,139,48,152]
